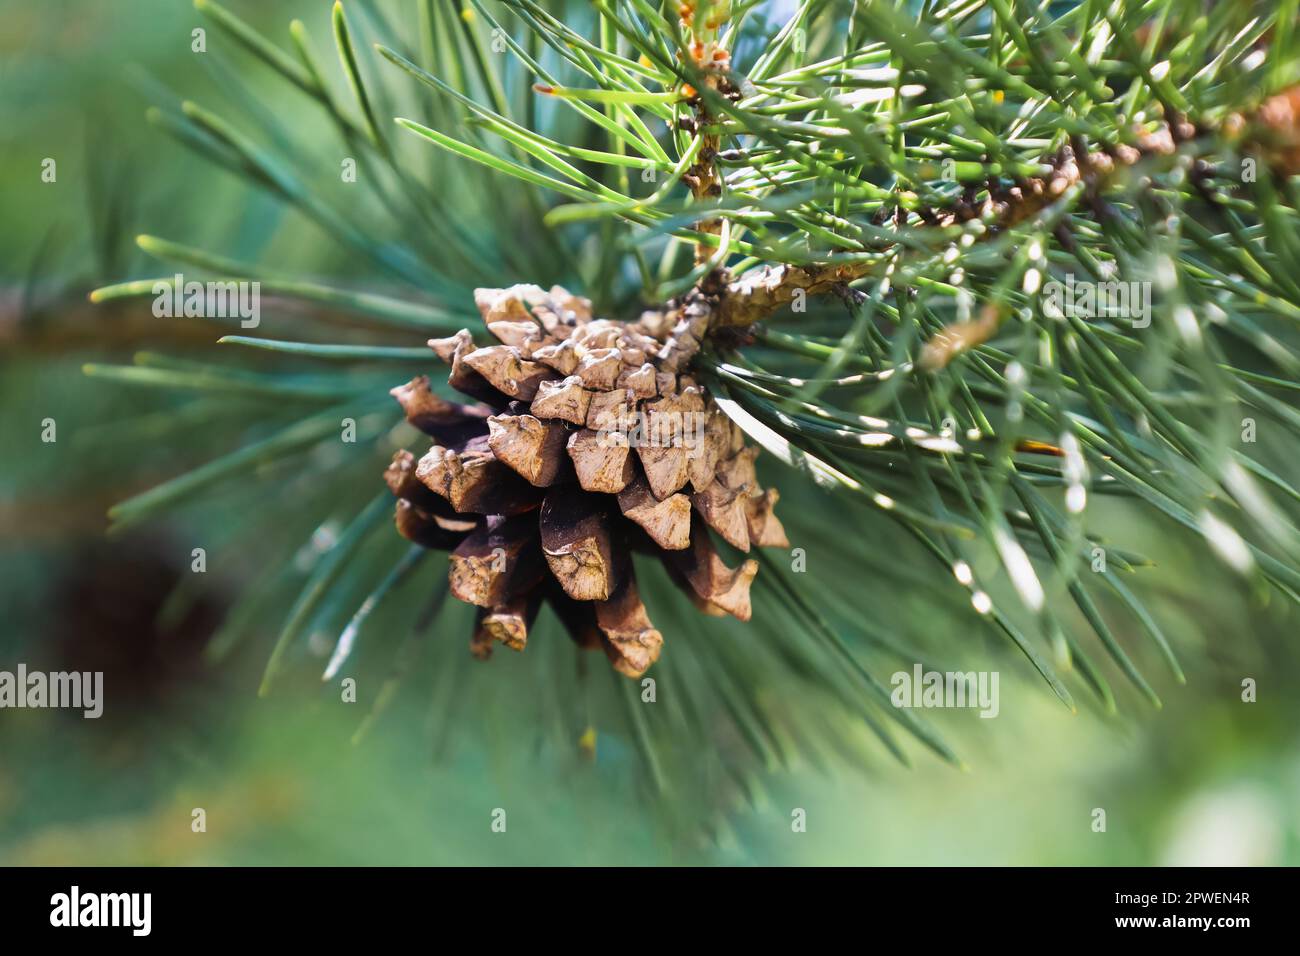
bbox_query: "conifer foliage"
[91,0,1300,782]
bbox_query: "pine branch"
[82,0,1300,794]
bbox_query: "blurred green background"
[1,0,1298,866]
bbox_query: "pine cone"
[383,284,787,677]
[1252,85,1300,177]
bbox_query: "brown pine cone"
[1252,85,1300,177]
[383,284,787,678]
